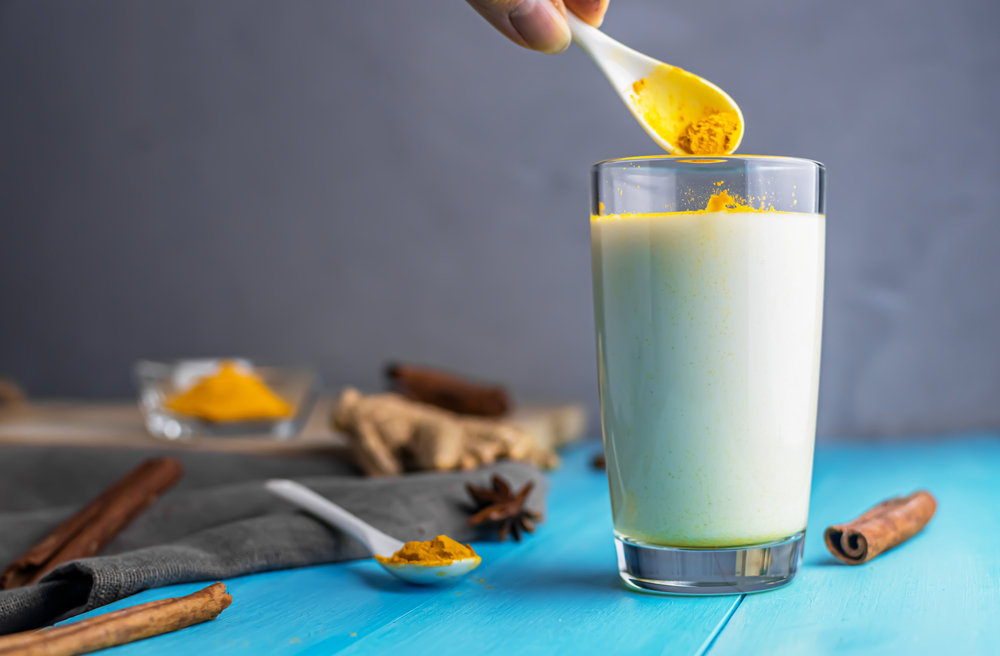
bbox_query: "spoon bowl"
[567,12,743,155]
[265,479,480,585]
[378,557,483,585]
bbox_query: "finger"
[466,0,571,55]
[565,0,608,27]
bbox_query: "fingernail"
[509,0,570,55]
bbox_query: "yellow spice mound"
[166,362,292,422]
[592,189,773,222]
[679,111,740,155]
[375,535,479,567]
[705,189,762,213]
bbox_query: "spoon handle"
[565,12,618,61]
[265,479,404,557]
[566,12,658,87]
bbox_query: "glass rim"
[592,154,825,170]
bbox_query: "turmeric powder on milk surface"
[166,362,292,422]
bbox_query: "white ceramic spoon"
[566,12,743,155]
[265,479,481,585]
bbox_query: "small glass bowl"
[133,359,321,440]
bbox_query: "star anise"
[466,474,541,542]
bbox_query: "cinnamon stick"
[0,378,26,407]
[824,490,937,565]
[0,582,231,656]
[385,363,511,417]
[1,457,184,589]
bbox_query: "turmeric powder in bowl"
[166,362,292,422]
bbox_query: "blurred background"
[0,0,997,437]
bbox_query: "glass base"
[616,531,805,595]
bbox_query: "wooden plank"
[0,399,348,455]
[710,434,1000,656]
[56,446,739,655]
[329,502,739,656]
[0,400,585,458]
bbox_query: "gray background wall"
[1,0,998,436]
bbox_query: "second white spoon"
[265,479,481,585]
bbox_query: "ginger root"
[332,388,558,476]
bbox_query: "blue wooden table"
[65,434,1000,655]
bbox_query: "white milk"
[591,209,825,547]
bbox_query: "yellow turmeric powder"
[628,65,742,155]
[592,189,773,223]
[375,535,479,567]
[704,189,763,213]
[678,111,740,155]
[166,362,292,422]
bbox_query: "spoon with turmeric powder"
[265,479,481,585]
[566,12,743,155]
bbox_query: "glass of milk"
[590,156,825,594]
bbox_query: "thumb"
[466,0,571,55]
[565,0,609,27]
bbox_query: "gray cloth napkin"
[0,447,545,635]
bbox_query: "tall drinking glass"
[590,156,825,594]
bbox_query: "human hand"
[466,0,609,55]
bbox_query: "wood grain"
[52,446,738,656]
[0,583,231,656]
[44,436,1000,656]
[0,399,584,458]
[710,434,1000,656]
